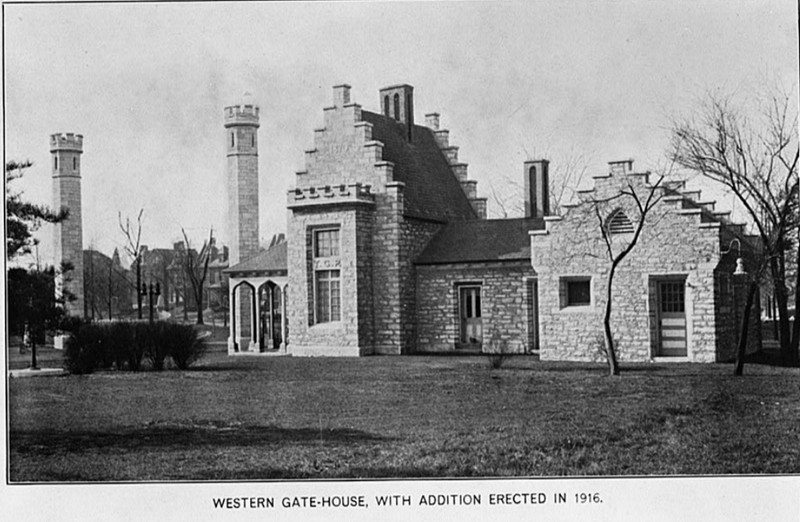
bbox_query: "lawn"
[6,345,800,481]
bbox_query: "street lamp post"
[141,282,161,324]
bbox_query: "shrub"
[485,331,513,370]
[108,322,137,371]
[57,315,88,334]
[62,320,206,374]
[487,352,513,370]
[143,322,168,371]
[168,324,207,370]
[63,322,105,374]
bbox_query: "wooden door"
[657,280,687,356]
[459,286,482,346]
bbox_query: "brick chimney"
[380,84,414,141]
[524,160,550,218]
[609,159,634,175]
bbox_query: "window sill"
[310,321,343,330]
[559,305,593,312]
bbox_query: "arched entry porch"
[224,240,289,355]
[227,274,288,354]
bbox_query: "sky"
[4,0,798,268]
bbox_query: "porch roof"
[225,241,287,276]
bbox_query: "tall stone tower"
[51,133,85,317]
[224,99,260,265]
[225,98,260,350]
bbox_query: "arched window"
[529,166,537,214]
[607,209,635,234]
[384,95,390,117]
[393,93,400,120]
[73,157,77,169]
[54,157,58,170]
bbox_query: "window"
[607,209,634,234]
[560,277,591,307]
[73,157,77,170]
[384,95,390,117]
[251,134,255,147]
[314,229,340,258]
[393,93,400,120]
[315,270,341,322]
[231,132,235,147]
[54,157,58,170]
[659,281,685,312]
[312,228,341,324]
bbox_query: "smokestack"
[524,160,550,218]
[379,84,414,141]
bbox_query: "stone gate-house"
[225,83,760,361]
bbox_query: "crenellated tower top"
[224,104,260,128]
[50,133,84,153]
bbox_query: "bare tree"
[487,150,591,218]
[119,209,144,320]
[671,90,799,366]
[181,227,213,325]
[588,175,665,376]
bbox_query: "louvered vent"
[608,209,634,234]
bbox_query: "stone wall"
[530,170,751,363]
[287,206,374,356]
[53,166,84,317]
[416,261,535,353]
[399,217,444,353]
[227,152,260,266]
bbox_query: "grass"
[7,345,800,481]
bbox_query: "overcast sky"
[4,0,798,267]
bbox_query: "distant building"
[83,248,132,320]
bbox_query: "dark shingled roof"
[415,217,545,265]
[225,241,287,274]
[361,110,477,222]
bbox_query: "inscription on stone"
[313,258,342,270]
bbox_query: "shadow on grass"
[11,423,393,455]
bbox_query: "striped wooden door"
[657,280,687,356]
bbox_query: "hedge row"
[64,321,207,374]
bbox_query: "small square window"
[561,277,591,307]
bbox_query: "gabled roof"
[361,110,477,223]
[225,241,287,274]
[415,217,545,265]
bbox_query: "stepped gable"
[225,241,287,274]
[361,110,477,223]
[538,160,755,247]
[415,217,545,265]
